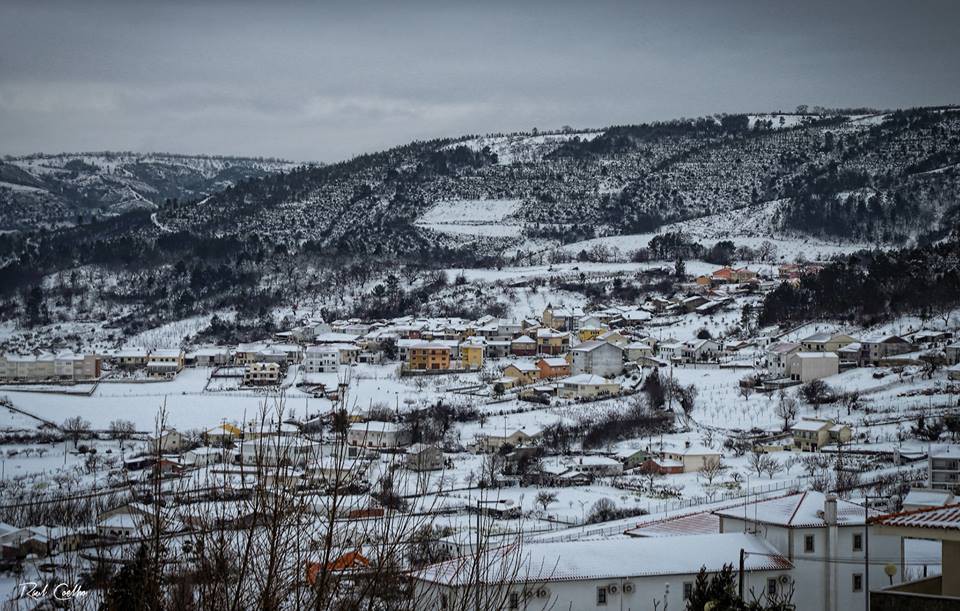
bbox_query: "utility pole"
[739,548,746,600]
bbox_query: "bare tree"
[761,456,782,479]
[535,490,558,512]
[698,456,728,486]
[62,416,91,448]
[774,393,799,431]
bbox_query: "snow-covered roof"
[714,491,869,528]
[349,421,400,434]
[792,351,839,360]
[873,503,960,532]
[791,419,833,432]
[625,511,720,538]
[563,374,614,386]
[767,342,800,354]
[572,455,621,466]
[903,488,954,508]
[415,533,790,586]
[511,335,536,344]
[505,361,538,372]
[538,357,568,368]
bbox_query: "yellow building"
[578,326,603,342]
[408,343,452,370]
[461,344,484,370]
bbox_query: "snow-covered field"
[416,198,524,238]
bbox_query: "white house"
[764,342,800,377]
[713,491,901,611]
[787,352,839,382]
[569,340,624,377]
[413,533,792,611]
[347,421,410,449]
[303,345,340,373]
[558,374,621,399]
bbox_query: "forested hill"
[148,106,960,255]
[1,106,958,326]
[0,152,301,231]
[759,229,960,327]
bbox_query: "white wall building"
[303,345,340,373]
[569,340,624,377]
[347,421,410,449]
[413,533,792,611]
[787,352,839,382]
[714,491,901,611]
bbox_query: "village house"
[413,533,793,611]
[542,304,583,332]
[569,455,623,477]
[346,421,410,449]
[929,446,960,492]
[558,374,620,400]
[184,446,224,467]
[405,443,444,471]
[662,441,723,473]
[234,342,270,364]
[535,356,570,380]
[146,348,185,377]
[203,422,243,445]
[569,340,624,377]
[624,341,654,362]
[610,309,651,328]
[510,334,537,356]
[407,342,451,371]
[945,341,960,365]
[791,418,851,451]
[191,347,229,367]
[153,429,187,453]
[303,345,340,373]
[681,338,720,363]
[859,334,915,366]
[714,491,901,611]
[407,343,452,370]
[799,332,857,353]
[470,427,542,454]
[116,347,149,368]
[0,351,101,382]
[764,342,801,377]
[597,329,630,347]
[243,361,281,385]
[460,340,484,370]
[787,351,839,382]
[236,436,323,467]
[500,361,539,387]
[536,328,570,355]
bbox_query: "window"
[853,533,863,552]
[804,534,815,553]
[853,573,863,592]
[683,582,693,600]
[597,587,607,605]
[767,578,777,596]
[509,592,519,609]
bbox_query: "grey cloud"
[1,0,958,161]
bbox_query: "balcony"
[870,576,960,611]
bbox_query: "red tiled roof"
[871,503,960,530]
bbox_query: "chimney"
[685,440,691,449]
[824,493,838,526]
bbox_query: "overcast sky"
[1,0,958,162]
